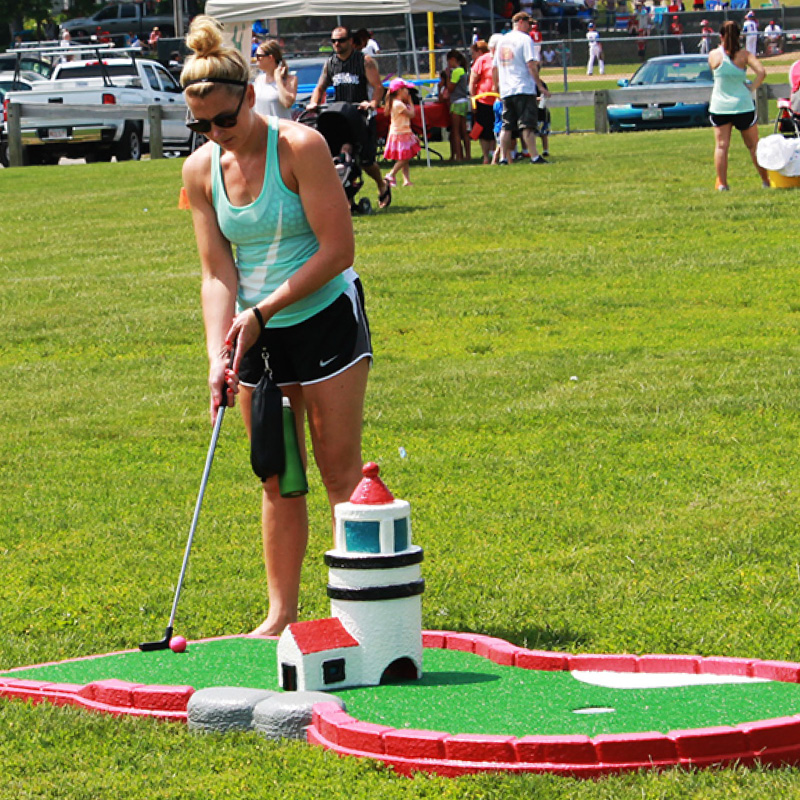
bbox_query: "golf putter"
[140,346,236,652]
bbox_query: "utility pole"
[174,0,184,38]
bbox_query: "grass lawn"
[2,126,800,797]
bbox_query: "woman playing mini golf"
[181,15,371,637]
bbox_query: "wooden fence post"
[7,103,23,168]
[148,105,163,160]
[756,85,769,125]
[594,90,609,134]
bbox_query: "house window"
[322,658,347,685]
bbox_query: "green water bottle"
[279,397,308,498]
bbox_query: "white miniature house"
[277,463,424,692]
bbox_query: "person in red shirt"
[669,15,684,54]
[529,19,543,62]
[469,40,496,164]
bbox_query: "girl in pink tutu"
[383,78,421,187]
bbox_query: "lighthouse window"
[344,520,380,553]
[322,658,346,685]
[393,517,409,551]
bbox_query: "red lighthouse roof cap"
[349,462,395,505]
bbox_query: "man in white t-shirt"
[743,11,759,56]
[764,19,782,54]
[492,12,551,165]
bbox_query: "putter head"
[139,625,173,652]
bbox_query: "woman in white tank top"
[253,40,297,119]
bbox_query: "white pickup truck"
[3,55,197,165]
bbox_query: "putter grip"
[220,341,238,409]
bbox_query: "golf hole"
[572,706,616,715]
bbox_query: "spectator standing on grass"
[441,49,471,161]
[708,19,769,191]
[470,40,496,164]
[586,22,604,75]
[309,25,391,209]
[180,15,372,638]
[699,19,714,54]
[743,11,758,56]
[382,79,421,187]
[253,40,298,120]
[492,11,550,165]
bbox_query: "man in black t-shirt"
[310,26,391,209]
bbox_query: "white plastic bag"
[781,140,800,176]
[757,134,792,171]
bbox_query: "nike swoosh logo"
[319,356,338,367]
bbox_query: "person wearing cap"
[764,19,782,55]
[492,11,551,165]
[309,25,391,209]
[148,26,162,52]
[699,19,714,54]
[586,22,605,75]
[670,15,684,54]
[743,11,759,56]
[382,78,420,186]
[529,19,543,63]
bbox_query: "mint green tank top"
[709,49,754,115]
[211,115,346,327]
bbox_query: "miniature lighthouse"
[277,463,424,692]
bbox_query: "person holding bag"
[181,15,372,637]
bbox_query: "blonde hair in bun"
[181,15,250,95]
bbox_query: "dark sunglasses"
[331,36,350,43]
[184,79,248,134]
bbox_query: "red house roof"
[286,618,359,655]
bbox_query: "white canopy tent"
[205,0,464,165]
[204,0,461,22]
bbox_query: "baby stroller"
[298,102,373,215]
[774,60,800,138]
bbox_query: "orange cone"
[178,186,190,210]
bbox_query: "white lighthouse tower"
[277,463,424,692]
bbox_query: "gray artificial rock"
[252,691,346,741]
[187,686,277,733]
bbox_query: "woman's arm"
[226,123,354,374]
[275,63,298,109]
[183,148,240,420]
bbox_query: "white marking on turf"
[570,671,771,689]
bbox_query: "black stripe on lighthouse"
[327,579,425,601]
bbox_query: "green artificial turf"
[7,639,800,738]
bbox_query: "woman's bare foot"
[248,612,296,638]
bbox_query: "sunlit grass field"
[2,125,800,798]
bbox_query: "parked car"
[0,75,36,167]
[2,56,196,165]
[607,54,714,132]
[288,56,329,111]
[60,2,178,40]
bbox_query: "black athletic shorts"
[239,278,372,387]
[709,109,758,131]
[474,101,495,140]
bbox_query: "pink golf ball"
[169,635,187,654]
